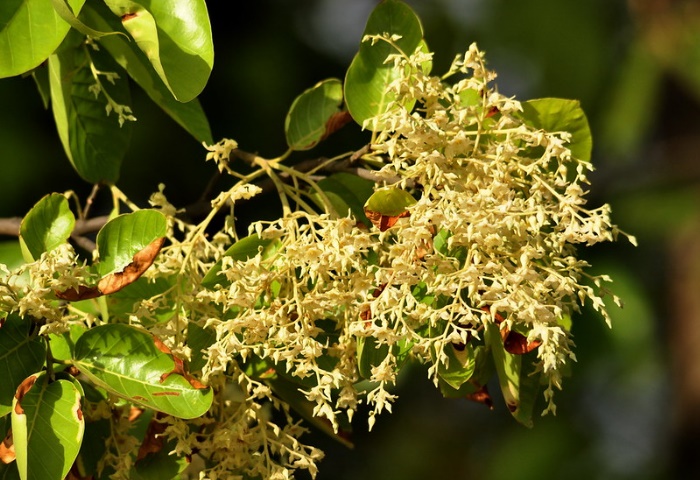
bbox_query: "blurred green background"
[2,0,699,478]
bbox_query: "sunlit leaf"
[364,187,416,231]
[435,342,476,390]
[285,78,345,150]
[102,0,214,102]
[80,0,212,143]
[0,0,85,78]
[344,0,424,130]
[519,98,592,162]
[485,322,531,426]
[11,373,84,480]
[18,193,74,262]
[72,324,213,418]
[96,210,167,278]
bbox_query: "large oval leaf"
[285,78,344,151]
[0,315,46,418]
[80,0,212,143]
[72,324,213,418]
[11,373,84,480]
[19,193,75,262]
[0,0,85,78]
[49,43,132,184]
[344,0,423,130]
[96,210,166,277]
[102,0,213,102]
[519,98,592,162]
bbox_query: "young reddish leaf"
[97,236,165,295]
[0,428,14,464]
[465,384,493,409]
[321,110,353,141]
[55,285,102,301]
[503,329,542,355]
[364,209,410,232]
[136,415,167,462]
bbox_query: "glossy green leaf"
[48,324,87,362]
[96,210,166,277]
[519,98,592,162]
[18,193,74,262]
[202,235,280,288]
[31,67,51,110]
[435,342,476,390]
[80,0,212,143]
[485,322,530,426]
[50,0,122,39]
[314,173,375,226]
[510,355,540,427]
[344,0,423,130]
[0,0,85,78]
[72,324,213,418]
[49,44,132,184]
[102,0,214,103]
[285,78,344,150]
[364,187,417,217]
[12,373,84,480]
[0,315,46,418]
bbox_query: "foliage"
[0,1,634,479]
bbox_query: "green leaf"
[485,322,530,426]
[435,342,476,390]
[364,187,416,217]
[50,0,124,39]
[96,210,166,277]
[0,315,47,418]
[344,0,423,130]
[72,324,213,418]
[11,373,84,480]
[0,0,85,78]
[102,0,214,103]
[18,193,74,262]
[31,67,51,110]
[49,44,132,184]
[187,322,216,372]
[356,336,390,380]
[201,235,280,288]
[519,98,592,162]
[48,324,87,362]
[80,0,212,143]
[314,173,375,226]
[285,78,344,150]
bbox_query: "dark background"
[3,0,700,478]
